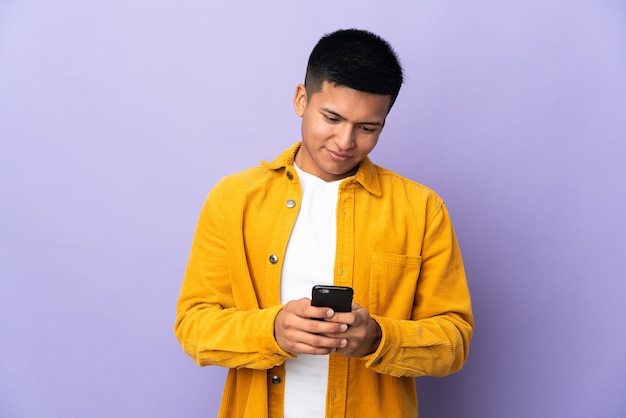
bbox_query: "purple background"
[1,1,625,417]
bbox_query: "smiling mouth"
[327,149,351,160]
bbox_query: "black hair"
[304,29,404,110]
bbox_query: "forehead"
[310,82,391,122]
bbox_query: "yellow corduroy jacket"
[175,143,473,418]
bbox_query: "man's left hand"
[322,302,382,357]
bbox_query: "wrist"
[367,318,382,355]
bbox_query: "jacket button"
[286,171,293,180]
[271,375,282,384]
[373,357,383,365]
[286,199,296,208]
[269,254,278,264]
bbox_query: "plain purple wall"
[1,1,625,417]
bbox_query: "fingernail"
[341,339,348,347]
[326,309,334,317]
[340,324,348,332]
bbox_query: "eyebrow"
[321,107,384,126]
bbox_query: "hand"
[274,298,349,355]
[323,302,382,358]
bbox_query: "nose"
[334,124,355,150]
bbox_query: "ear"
[293,84,307,117]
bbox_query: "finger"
[289,331,348,354]
[284,298,333,321]
[310,307,335,321]
[307,317,348,334]
[326,310,358,327]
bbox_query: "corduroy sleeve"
[362,201,473,377]
[174,182,294,370]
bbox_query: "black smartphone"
[311,285,354,313]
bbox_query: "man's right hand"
[274,298,348,355]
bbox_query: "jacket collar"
[261,142,382,197]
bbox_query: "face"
[293,81,391,182]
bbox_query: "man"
[175,29,473,418]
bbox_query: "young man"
[175,29,473,417]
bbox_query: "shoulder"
[368,164,449,222]
[375,165,444,205]
[210,165,269,197]
[210,143,298,196]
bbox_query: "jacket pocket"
[368,252,422,318]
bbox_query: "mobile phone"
[311,285,354,313]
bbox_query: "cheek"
[305,119,333,140]
[357,135,379,154]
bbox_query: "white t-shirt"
[280,163,341,418]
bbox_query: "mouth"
[327,149,352,161]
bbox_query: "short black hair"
[304,29,404,110]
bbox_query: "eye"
[323,114,339,123]
[359,125,377,133]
